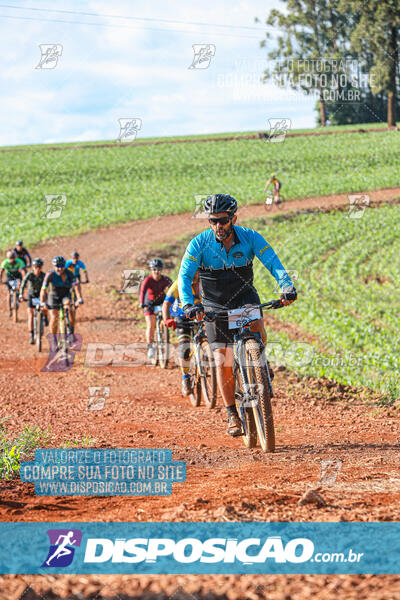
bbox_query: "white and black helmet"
[204,194,237,217]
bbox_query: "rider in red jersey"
[139,258,172,359]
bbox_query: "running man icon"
[42,529,82,568]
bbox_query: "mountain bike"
[7,280,20,323]
[150,305,169,368]
[205,299,285,452]
[265,188,284,209]
[186,319,217,409]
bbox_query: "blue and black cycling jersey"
[43,269,76,297]
[178,225,294,309]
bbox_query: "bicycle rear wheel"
[199,339,217,409]
[159,320,170,369]
[244,338,275,452]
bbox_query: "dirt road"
[1,190,400,599]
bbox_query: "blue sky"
[0,0,316,146]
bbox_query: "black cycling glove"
[280,286,297,303]
[183,303,204,319]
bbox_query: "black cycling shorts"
[27,293,40,309]
[5,275,22,292]
[47,291,71,310]
[204,290,261,348]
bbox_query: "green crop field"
[250,204,400,401]
[1,126,400,250]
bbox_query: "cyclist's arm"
[0,267,4,283]
[40,272,51,303]
[20,273,30,297]
[162,299,172,322]
[178,237,202,307]
[139,277,150,306]
[264,178,272,191]
[80,261,89,282]
[24,250,32,267]
[252,230,294,291]
[71,273,82,300]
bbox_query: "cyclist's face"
[151,268,161,280]
[33,266,41,275]
[73,256,79,263]
[209,212,234,241]
[55,266,65,274]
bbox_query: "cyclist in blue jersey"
[66,251,89,300]
[40,255,83,350]
[178,193,297,437]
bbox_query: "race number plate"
[227,307,261,329]
[32,297,41,306]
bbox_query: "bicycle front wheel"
[188,346,201,407]
[36,311,43,352]
[235,363,257,448]
[159,320,170,369]
[244,338,275,453]
[13,291,18,323]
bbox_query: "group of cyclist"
[1,246,89,347]
[140,193,297,437]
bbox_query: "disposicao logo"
[42,529,82,567]
[83,536,314,564]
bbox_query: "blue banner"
[19,449,186,496]
[0,522,399,574]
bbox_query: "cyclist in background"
[178,194,297,437]
[40,256,82,351]
[140,258,172,360]
[0,250,25,316]
[162,270,201,396]
[264,173,282,205]
[14,241,32,275]
[19,258,48,344]
[66,251,89,300]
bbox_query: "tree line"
[257,0,400,126]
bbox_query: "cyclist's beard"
[215,223,233,242]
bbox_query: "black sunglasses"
[208,216,231,226]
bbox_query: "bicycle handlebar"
[203,299,284,322]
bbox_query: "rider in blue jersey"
[40,255,83,351]
[66,251,89,301]
[178,193,297,437]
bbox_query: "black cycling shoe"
[44,315,49,327]
[227,413,242,437]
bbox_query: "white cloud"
[0,0,316,145]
